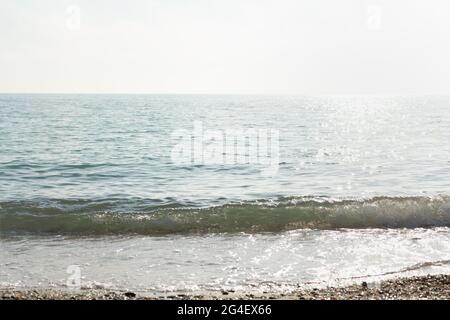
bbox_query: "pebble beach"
[1,275,448,300]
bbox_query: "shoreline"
[1,274,448,300]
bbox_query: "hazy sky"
[1,0,449,94]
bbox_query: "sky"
[1,0,449,94]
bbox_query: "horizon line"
[1,92,449,97]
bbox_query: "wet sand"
[1,274,449,300]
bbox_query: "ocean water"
[1,94,450,293]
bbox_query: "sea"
[1,94,449,294]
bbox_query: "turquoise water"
[1,94,449,292]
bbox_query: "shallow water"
[1,94,449,291]
[2,228,449,293]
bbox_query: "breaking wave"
[1,196,450,236]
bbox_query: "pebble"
[1,275,448,300]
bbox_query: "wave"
[1,196,450,236]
